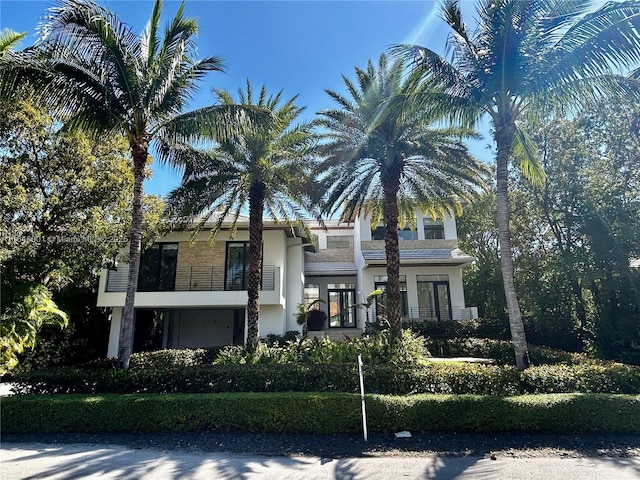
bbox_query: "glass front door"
[328,289,356,328]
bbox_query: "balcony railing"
[106,265,278,293]
[371,305,476,322]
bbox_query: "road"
[2,442,640,479]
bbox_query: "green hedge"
[3,392,639,435]
[12,361,640,396]
[423,338,588,365]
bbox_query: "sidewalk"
[2,442,640,480]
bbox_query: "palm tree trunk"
[117,144,147,369]
[383,167,402,339]
[246,182,265,351]
[495,124,530,370]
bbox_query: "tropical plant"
[393,0,640,369]
[167,81,320,350]
[0,283,68,373]
[0,0,234,368]
[318,53,488,339]
[0,28,26,55]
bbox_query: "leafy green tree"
[456,191,507,321]
[318,53,487,338]
[394,0,640,369]
[1,97,165,370]
[167,81,320,350]
[1,0,234,368]
[530,100,640,361]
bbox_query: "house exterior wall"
[100,209,476,355]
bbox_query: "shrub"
[129,348,221,369]
[423,338,589,366]
[11,359,640,396]
[406,318,510,341]
[3,392,639,435]
[213,330,431,368]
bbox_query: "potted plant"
[296,299,327,332]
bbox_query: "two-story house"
[98,211,477,356]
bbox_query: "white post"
[357,354,368,442]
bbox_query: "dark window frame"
[137,243,178,292]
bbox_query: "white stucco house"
[98,210,478,356]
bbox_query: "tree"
[318,53,488,338]
[393,0,640,369]
[0,97,166,370]
[0,29,25,55]
[167,81,320,350]
[529,99,640,361]
[2,0,231,368]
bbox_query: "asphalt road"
[2,442,640,480]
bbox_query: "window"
[138,243,178,291]
[423,218,445,239]
[373,275,408,318]
[371,225,385,240]
[398,226,417,241]
[372,225,417,241]
[225,242,249,291]
[417,274,451,321]
[327,235,354,249]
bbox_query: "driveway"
[2,442,640,480]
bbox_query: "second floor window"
[225,242,249,291]
[138,243,178,291]
[327,235,354,248]
[423,218,445,239]
[372,224,417,241]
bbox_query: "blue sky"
[1,0,491,196]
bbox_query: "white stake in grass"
[357,354,368,441]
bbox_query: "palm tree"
[0,29,26,55]
[166,81,320,350]
[318,53,488,339]
[1,0,233,368]
[392,0,640,369]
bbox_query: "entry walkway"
[2,442,640,480]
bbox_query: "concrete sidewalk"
[2,442,640,480]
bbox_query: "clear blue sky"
[1,0,491,196]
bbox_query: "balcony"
[371,305,478,323]
[105,265,278,292]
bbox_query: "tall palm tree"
[166,81,320,350]
[392,0,640,369]
[318,53,488,339]
[1,0,234,368]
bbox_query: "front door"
[328,289,356,328]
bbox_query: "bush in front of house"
[423,338,589,366]
[3,392,640,435]
[11,358,640,396]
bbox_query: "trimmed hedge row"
[3,392,639,435]
[12,361,640,396]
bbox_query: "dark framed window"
[417,274,451,321]
[138,243,178,291]
[372,224,417,241]
[371,225,386,240]
[423,218,445,239]
[373,275,408,318]
[225,242,249,291]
